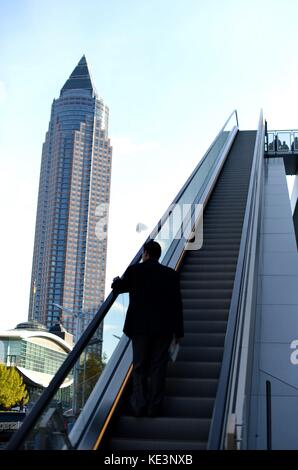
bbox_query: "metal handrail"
[7,110,238,450]
[230,112,264,447]
[267,128,298,132]
[208,110,264,449]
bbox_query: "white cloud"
[112,136,161,158]
[110,301,127,315]
[103,323,117,332]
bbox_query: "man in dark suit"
[112,240,184,417]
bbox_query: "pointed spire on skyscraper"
[60,55,97,96]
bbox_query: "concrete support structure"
[249,157,298,449]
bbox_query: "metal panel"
[261,253,298,275]
[250,154,298,449]
[260,345,298,390]
[262,217,295,234]
[263,234,297,252]
[260,305,298,342]
[264,193,290,206]
[264,204,293,218]
[261,275,298,304]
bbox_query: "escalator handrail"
[207,111,264,449]
[7,109,238,450]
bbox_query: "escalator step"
[181,333,225,347]
[109,437,207,450]
[205,206,245,212]
[180,272,235,281]
[183,258,238,265]
[112,416,211,441]
[181,288,232,299]
[161,396,215,417]
[123,396,214,418]
[122,396,215,418]
[205,201,244,207]
[180,280,234,289]
[203,222,244,227]
[190,250,239,257]
[195,245,240,251]
[184,320,227,333]
[182,298,231,309]
[182,265,236,273]
[198,232,243,239]
[202,228,243,233]
[167,361,221,379]
[203,216,244,222]
[177,346,224,362]
[200,238,241,244]
[165,378,218,397]
[183,310,229,321]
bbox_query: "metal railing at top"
[265,129,298,154]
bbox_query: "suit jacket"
[112,259,184,339]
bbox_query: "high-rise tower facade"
[28,56,112,338]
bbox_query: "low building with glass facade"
[0,322,73,408]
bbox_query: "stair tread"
[109,437,207,450]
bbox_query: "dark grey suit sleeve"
[174,271,184,338]
[111,265,133,294]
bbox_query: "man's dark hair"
[143,240,162,260]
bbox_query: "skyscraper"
[28,56,112,339]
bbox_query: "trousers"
[131,334,172,412]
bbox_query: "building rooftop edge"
[0,330,72,353]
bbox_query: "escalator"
[105,131,256,450]
[6,111,262,451]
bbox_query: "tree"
[0,364,29,410]
[76,351,107,409]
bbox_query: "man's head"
[142,240,162,262]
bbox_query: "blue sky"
[1,0,298,338]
